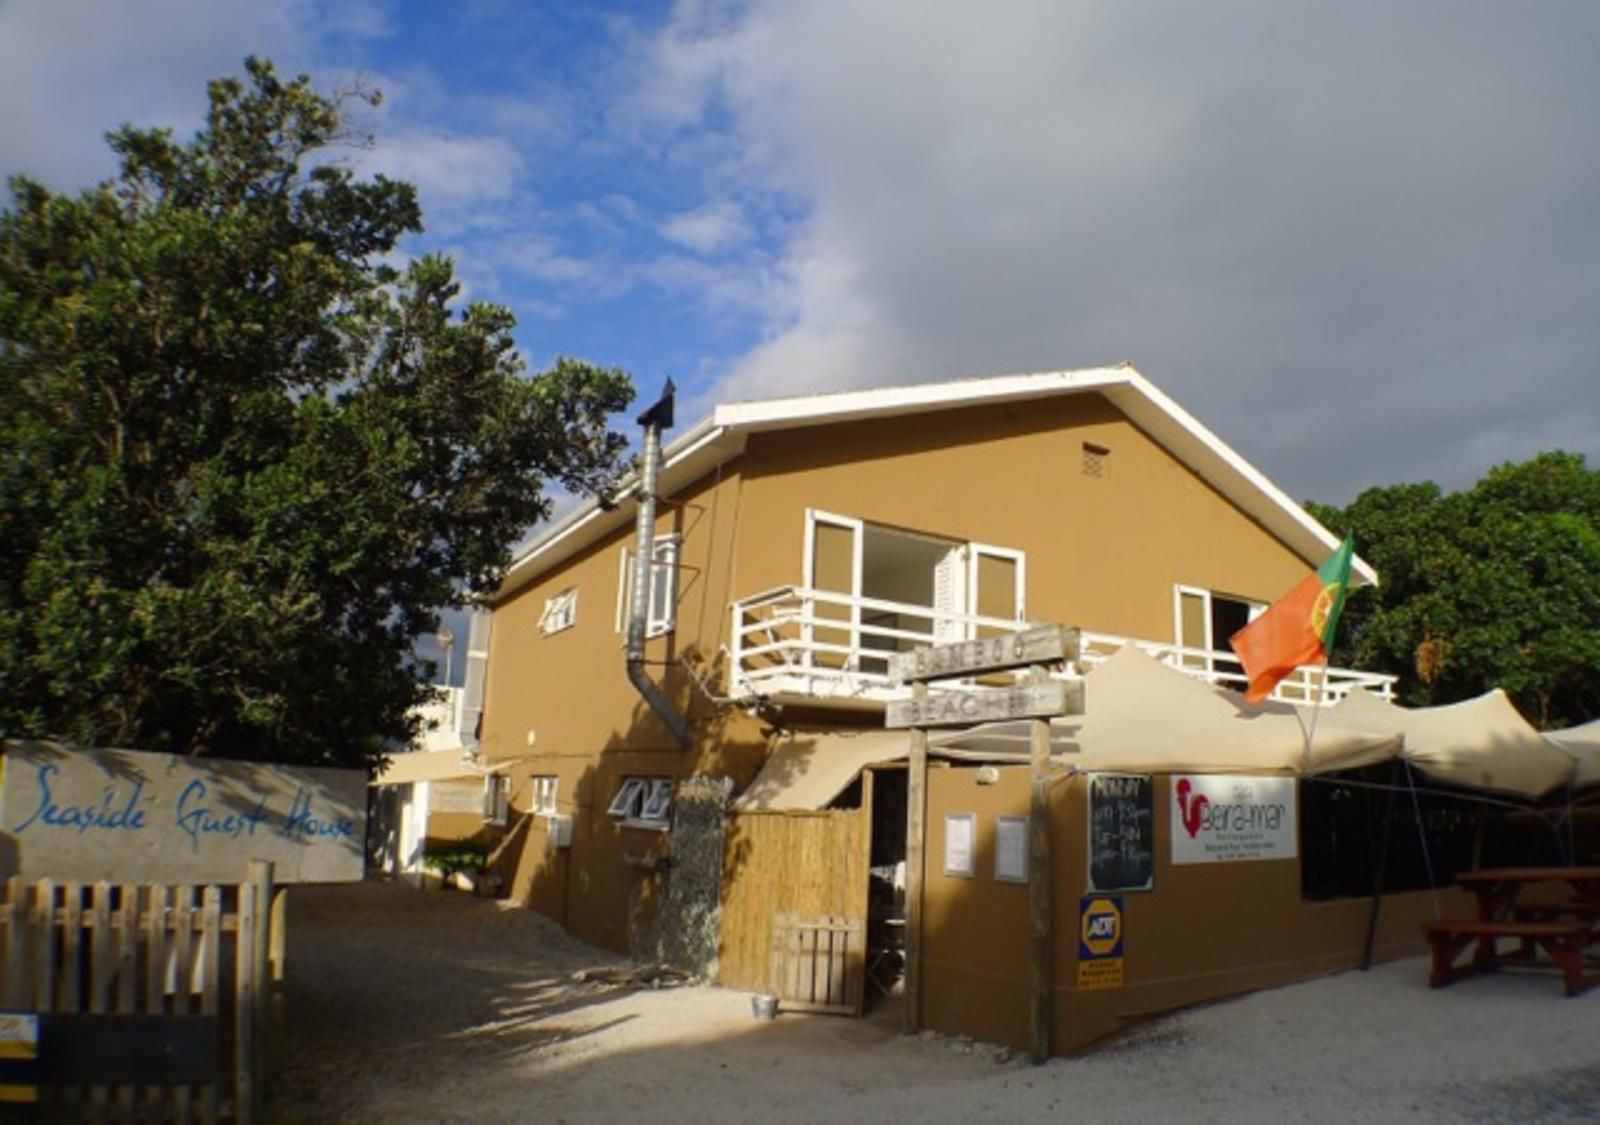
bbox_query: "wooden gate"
[0,865,283,1123]
[771,914,864,1014]
[718,807,869,1013]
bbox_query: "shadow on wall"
[484,646,772,961]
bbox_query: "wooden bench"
[1513,900,1600,923]
[1422,920,1594,996]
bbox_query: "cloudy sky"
[5,2,1597,508]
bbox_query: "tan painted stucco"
[479,390,1344,954]
[922,765,1470,1054]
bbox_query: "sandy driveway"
[276,881,1600,1124]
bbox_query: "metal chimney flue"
[626,379,693,750]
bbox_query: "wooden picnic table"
[1454,865,1600,922]
[1423,866,1600,996]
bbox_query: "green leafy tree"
[0,58,633,767]
[1311,452,1600,727]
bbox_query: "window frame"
[531,775,558,816]
[483,773,510,826]
[607,775,673,830]
[538,588,579,636]
[614,534,681,639]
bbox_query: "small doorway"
[864,766,909,1007]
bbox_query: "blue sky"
[5,1,1600,682]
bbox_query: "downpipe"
[627,383,694,750]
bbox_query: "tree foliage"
[0,58,633,767]
[1310,452,1600,727]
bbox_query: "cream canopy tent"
[929,645,1403,776]
[732,730,909,811]
[1542,719,1600,790]
[1330,687,1575,799]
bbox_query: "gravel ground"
[276,881,1600,1124]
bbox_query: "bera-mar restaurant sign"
[1170,774,1295,865]
[0,741,366,883]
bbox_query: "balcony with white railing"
[728,585,1396,711]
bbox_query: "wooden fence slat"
[173,885,195,1125]
[33,878,54,1013]
[235,880,257,1125]
[146,885,169,1121]
[90,882,112,1122]
[2,876,22,1008]
[61,882,81,1012]
[199,886,221,1125]
[115,885,138,1120]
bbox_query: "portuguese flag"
[1228,536,1355,704]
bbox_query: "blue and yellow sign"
[0,1012,39,1104]
[1077,895,1125,991]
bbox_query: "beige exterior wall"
[922,765,1470,1055]
[480,463,769,951]
[731,394,1310,639]
[480,390,1335,953]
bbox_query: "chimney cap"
[636,377,676,429]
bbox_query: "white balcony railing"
[728,585,1396,710]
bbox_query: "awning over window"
[733,731,909,811]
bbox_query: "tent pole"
[1360,757,1402,971]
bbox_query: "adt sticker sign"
[1077,895,1124,991]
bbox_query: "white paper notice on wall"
[995,816,1027,883]
[1171,774,1296,864]
[944,813,975,877]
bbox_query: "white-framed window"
[531,775,558,816]
[539,588,579,636]
[1174,585,1265,653]
[483,774,510,826]
[607,776,673,829]
[614,534,680,638]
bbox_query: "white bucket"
[751,994,779,1020]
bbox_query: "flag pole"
[1301,661,1332,776]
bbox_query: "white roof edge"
[1112,369,1379,587]
[494,362,1375,602]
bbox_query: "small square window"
[483,774,510,825]
[539,589,578,636]
[607,776,672,828]
[1082,442,1110,478]
[640,779,674,823]
[531,775,558,815]
[607,777,648,819]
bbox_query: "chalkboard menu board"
[1088,773,1154,892]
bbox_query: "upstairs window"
[1175,585,1264,682]
[614,535,680,638]
[539,588,579,636]
[607,776,674,829]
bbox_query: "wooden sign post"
[886,625,1082,1062]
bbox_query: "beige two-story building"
[468,364,1432,1052]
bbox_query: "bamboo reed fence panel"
[0,871,281,1124]
[718,809,869,996]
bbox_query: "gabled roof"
[494,362,1377,602]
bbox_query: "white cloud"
[660,199,752,254]
[635,0,1600,502]
[0,0,308,190]
[361,129,526,209]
